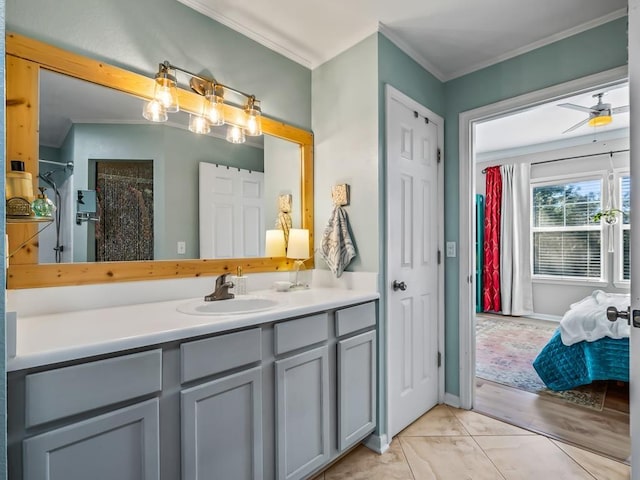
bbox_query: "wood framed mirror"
[6,33,314,289]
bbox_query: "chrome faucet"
[204,273,235,301]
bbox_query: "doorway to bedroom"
[469,75,630,462]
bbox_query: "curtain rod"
[480,149,630,174]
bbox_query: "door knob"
[606,306,630,323]
[392,280,407,291]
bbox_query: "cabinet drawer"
[26,349,162,428]
[274,314,328,356]
[335,302,376,337]
[181,328,262,383]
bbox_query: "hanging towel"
[320,205,356,277]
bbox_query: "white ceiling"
[178,0,627,80]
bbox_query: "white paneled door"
[386,86,443,439]
[199,163,265,259]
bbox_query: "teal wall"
[312,34,379,273]
[67,123,262,261]
[6,0,311,130]
[442,17,629,395]
[38,146,61,164]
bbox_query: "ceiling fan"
[558,92,629,134]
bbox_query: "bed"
[533,290,630,391]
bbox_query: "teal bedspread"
[532,329,629,391]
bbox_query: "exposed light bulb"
[156,85,174,109]
[206,94,225,126]
[226,124,246,144]
[189,114,210,135]
[142,99,168,122]
[243,97,262,136]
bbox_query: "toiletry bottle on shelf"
[32,187,56,218]
[234,266,247,295]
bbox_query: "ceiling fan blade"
[612,105,629,115]
[562,117,591,134]
[557,103,597,114]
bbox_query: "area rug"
[475,316,607,410]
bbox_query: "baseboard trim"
[444,393,462,408]
[363,433,389,454]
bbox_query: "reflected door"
[199,163,265,259]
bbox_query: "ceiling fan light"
[588,115,613,127]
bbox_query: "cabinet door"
[276,345,330,480]
[23,398,159,480]
[181,366,263,480]
[338,330,377,451]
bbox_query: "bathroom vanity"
[7,288,378,480]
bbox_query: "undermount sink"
[177,295,279,316]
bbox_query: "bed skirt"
[532,329,629,391]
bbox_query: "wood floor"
[474,378,630,463]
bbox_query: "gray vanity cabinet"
[337,330,377,451]
[275,345,331,480]
[181,366,263,480]
[180,329,263,480]
[23,398,160,480]
[335,301,377,452]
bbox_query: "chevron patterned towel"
[319,206,356,278]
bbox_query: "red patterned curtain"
[482,166,502,312]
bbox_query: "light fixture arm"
[160,60,256,101]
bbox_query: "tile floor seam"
[395,436,417,480]
[466,433,508,480]
[444,404,473,436]
[542,437,600,480]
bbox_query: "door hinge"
[425,117,429,124]
[437,351,442,367]
[414,110,419,118]
[437,148,441,163]
[437,250,441,264]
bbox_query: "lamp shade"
[265,229,286,257]
[286,229,309,260]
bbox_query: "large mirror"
[6,33,314,288]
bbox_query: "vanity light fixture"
[142,60,262,144]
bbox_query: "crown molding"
[377,23,447,82]
[447,8,628,81]
[177,0,313,68]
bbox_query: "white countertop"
[8,288,379,372]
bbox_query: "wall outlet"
[446,241,456,258]
[177,241,186,255]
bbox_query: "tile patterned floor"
[312,404,630,480]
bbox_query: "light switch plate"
[177,241,186,255]
[446,241,456,258]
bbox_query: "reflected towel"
[319,206,356,278]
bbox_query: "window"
[620,175,630,282]
[531,178,602,280]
